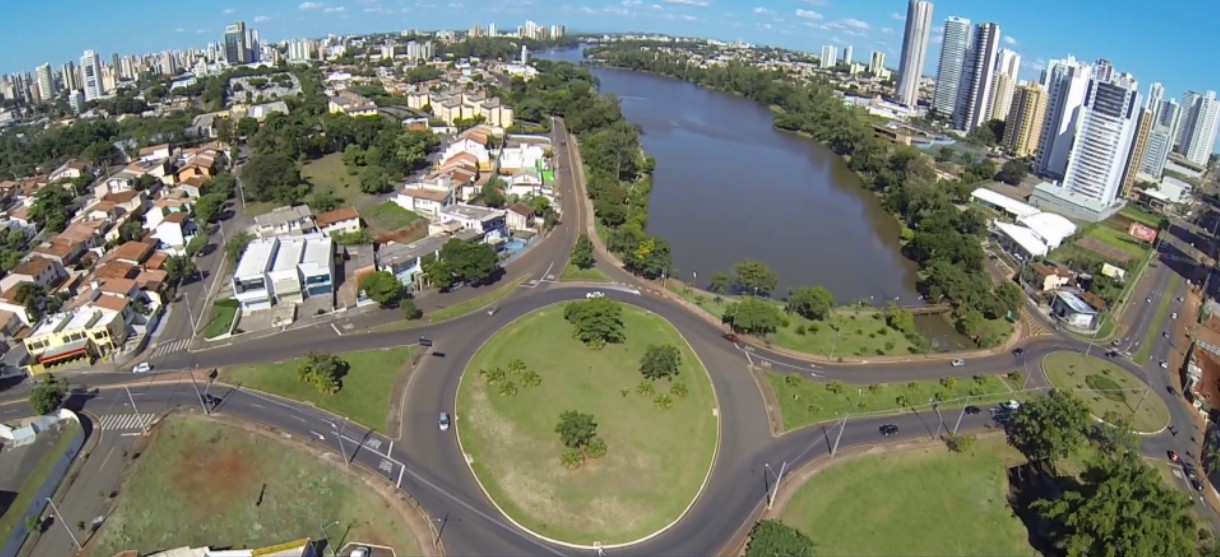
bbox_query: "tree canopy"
[422,239,500,290]
[732,260,779,296]
[786,286,835,320]
[1009,389,1091,463]
[744,519,816,557]
[639,344,682,381]
[360,271,406,306]
[723,297,784,335]
[563,297,626,349]
[29,374,68,415]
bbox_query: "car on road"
[1012,348,1025,356]
[1172,312,1178,319]
[964,405,981,415]
[132,362,152,373]
[1105,350,1119,358]
[1147,297,1153,303]
[879,424,899,436]
[1169,450,1181,462]
[487,306,499,316]
[1163,331,1170,338]
[723,332,739,343]
[1177,296,1185,302]
[586,291,606,299]
[951,359,965,367]
[438,412,451,432]
[1184,463,1200,480]
[1160,361,1169,369]
[1167,385,1178,395]
[1002,400,1021,411]
[1112,339,1123,346]
[1191,479,1205,492]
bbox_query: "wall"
[1,410,85,557]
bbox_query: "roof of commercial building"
[300,237,333,275]
[1017,212,1077,248]
[234,238,278,278]
[1054,290,1098,315]
[994,221,1050,258]
[971,187,1041,219]
[271,238,305,273]
[441,203,504,222]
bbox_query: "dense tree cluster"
[563,297,626,349]
[509,61,671,279]
[421,238,500,291]
[591,45,1011,344]
[743,519,815,557]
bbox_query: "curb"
[451,300,722,550]
[1038,353,1171,436]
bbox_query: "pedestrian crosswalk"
[96,413,157,431]
[146,338,189,359]
[1022,313,1052,338]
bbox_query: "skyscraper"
[931,16,971,118]
[952,22,1001,132]
[1175,91,1202,150]
[1140,99,1180,178]
[1035,56,1092,179]
[1177,91,1220,166]
[224,21,250,65]
[869,51,886,75]
[842,46,853,66]
[1120,106,1154,199]
[1001,82,1048,157]
[895,0,934,107]
[35,63,55,102]
[80,49,104,101]
[1059,73,1140,208]
[821,45,838,69]
[987,49,1021,121]
[1147,82,1164,121]
[61,61,79,91]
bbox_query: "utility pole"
[189,370,209,415]
[952,397,970,435]
[319,520,339,557]
[1134,386,1152,416]
[45,498,80,550]
[764,462,788,510]
[932,401,945,439]
[831,415,848,456]
[183,291,199,337]
[123,385,147,433]
[331,419,349,466]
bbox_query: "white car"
[438,412,451,431]
[1171,312,1178,319]
[1160,361,1169,369]
[132,362,152,373]
[585,291,606,299]
[1002,400,1021,411]
[950,359,965,367]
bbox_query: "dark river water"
[541,48,970,348]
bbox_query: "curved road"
[2,120,1213,554]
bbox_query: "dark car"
[1184,463,1199,480]
[723,332,739,343]
[1191,479,1205,492]
[879,424,899,436]
[1012,348,1026,357]
[964,405,981,415]
[1167,385,1178,395]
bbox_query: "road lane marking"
[396,464,405,488]
[98,446,117,470]
[331,323,343,336]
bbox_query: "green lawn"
[363,201,423,234]
[0,421,80,546]
[221,347,413,433]
[456,304,718,544]
[1121,205,1163,227]
[1042,351,1170,433]
[561,264,611,282]
[87,417,422,557]
[301,153,384,211]
[1136,274,1182,364]
[202,298,238,339]
[780,436,1035,557]
[667,282,922,358]
[766,371,1017,431]
[1087,224,1152,259]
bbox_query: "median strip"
[1135,274,1181,365]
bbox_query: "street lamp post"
[763,461,788,510]
[831,415,848,455]
[189,370,209,415]
[319,520,340,557]
[952,397,971,435]
[45,497,80,550]
[930,400,944,439]
[183,291,199,337]
[123,385,148,434]
[331,419,349,466]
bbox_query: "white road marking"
[396,464,405,488]
[330,323,343,336]
[379,459,394,473]
[311,431,325,440]
[96,413,156,430]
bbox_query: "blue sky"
[2,0,1216,101]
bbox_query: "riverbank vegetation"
[507,61,672,279]
[590,45,1019,347]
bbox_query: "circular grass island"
[455,303,719,545]
[1042,351,1171,433]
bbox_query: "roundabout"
[1042,351,1171,434]
[454,303,718,545]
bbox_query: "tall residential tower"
[1035,55,1092,179]
[1059,72,1141,209]
[952,22,1002,132]
[895,0,934,107]
[931,16,971,118]
[80,49,104,101]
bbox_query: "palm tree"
[671,383,689,399]
[654,394,674,410]
[636,381,654,396]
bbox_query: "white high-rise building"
[1035,56,1092,179]
[931,16,971,118]
[869,51,886,75]
[952,22,1001,131]
[35,63,55,102]
[1147,82,1164,121]
[1175,91,1203,151]
[288,39,315,62]
[1178,91,1220,166]
[842,46,853,66]
[80,49,104,101]
[488,23,497,37]
[68,89,86,113]
[1060,73,1140,208]
[820,45,838,69]
[521,45,529,65]
[987,49,1021,121]
[895,0,934,107]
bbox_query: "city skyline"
[0,0,1217,102]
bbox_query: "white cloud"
[890,12,903,20]
[1004,36,1018,46]
[299,2,325,10]
[622,0,643,5]
[844,29,865,37]
[758,23,772,30]
[324,6,346,12]
[795,8,822,20]
[223,8,236,15]
[842,18,869,30]
[254,15,272,22]
[796,0,828,5]
[664,0,708,6]
[175,27,186,33]
[650,3,664,9]
[753,6,773,15]
[680,13,697,20]
[881,27,894,34]
[196,29,208,34]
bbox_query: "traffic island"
[86,415,427,557]
[1041,351,1171,433]
[455,303,718,545]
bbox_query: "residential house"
[396,179,452,218]
[498,144,545,174]
[151,212,196,255]
[31,237,86,267]
[376,235,448,291]
[0,257,67,293]
[48,160,90,182]
[506,203,534,231]
[0,285,34,327]
[437,203,506,239]
[327,91,379,117]
[144,196,193,230]
[100,190,148,215]
[253,205,317,238]
[58,221,107,250]
[442,139,490,167]
[22,304,129,370]
[105,240,155,267]
[316,207,362,236]
[175,155,216,184]
[173,176,207,199]
[230,234,335,313]
[1029,263,1073,292]
[138,143,172,163]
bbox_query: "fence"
[1,410,86,557]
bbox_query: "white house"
[396,179,452,218]
[498,144,545,173]
[151,213,196,255]
[137,143,172,163]
[316,207,361,236]
[253,205,317,238]
[438,204,507,240]
[441,138,490,165]
[231,239,277,313]
[506,203,533,231]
